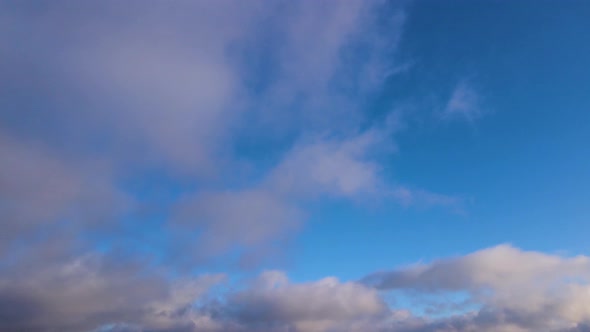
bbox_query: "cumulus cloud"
[217,271,388,332]
[0,251,224,332]
[2,245,590,332]
[362,244,590,332]
[187,271,418,332]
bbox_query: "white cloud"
[363,244,590,331]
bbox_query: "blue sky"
[2,1,590,332]
[292,0,590,282]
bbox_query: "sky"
[1,1,590,331]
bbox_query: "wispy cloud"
[442,80,485,123]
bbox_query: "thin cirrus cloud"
[442,81,485,123]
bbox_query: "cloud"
[268,133,385,200]
[390,186,464,211]
[0,132,131,256]
[170,128,388,262]
[173,189,302,261]
[2,245,590,332]
[0,251,225,332]
[362,244,590,332]
[239,1,405,137]
[170,116,460,262]
[1,258,389,332]
[105,246,590,331]
[196,270,391,332]
[442,81,484,123]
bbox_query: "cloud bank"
[2,245,590,331]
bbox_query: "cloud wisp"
[442,80,485,123]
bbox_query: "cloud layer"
[0,0,415,262]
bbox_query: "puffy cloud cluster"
[212,271,389,332]
[363,244,590,332]
[0,251,224,332]
[3,245,590,332]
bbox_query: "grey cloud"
[2,246,590,332]
[0,1,269,176]
[0,132,131,256]
[0,265,392,332]
[0,251,224,332]
[196,271,390,332]
[0,0,412,265]
[363,244,590,292]
[362,244,590,332]
[173,189,302,259]
[184,250,590,332]
[0,0,397,175]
